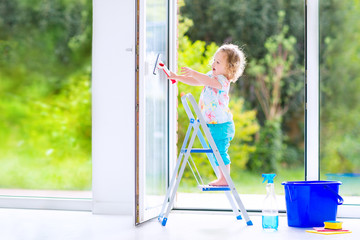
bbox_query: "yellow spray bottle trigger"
[262,173,276,183]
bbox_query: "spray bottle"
[262,173,278,231]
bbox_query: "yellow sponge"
[324,221,343,230]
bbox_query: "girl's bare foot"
[209,165,230,186]
[209,178,228,186]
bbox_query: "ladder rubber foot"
[246,220,253,226]
[161,218,168,226]
[236,215,242,220]
[158,215,162,222]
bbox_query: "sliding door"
[319,0,360,215]
[136,0,169,224]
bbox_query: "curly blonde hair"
[215,44,246,82]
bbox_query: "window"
[175,0,305,212]
[0,1,92,201]
[319,0,360,206]
[136,0,170,223]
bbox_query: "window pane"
[319,0,360,204]
[0,1,92,197]
[175,0,305,210]
[143,0,168,212]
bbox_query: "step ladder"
[158,93,253,227]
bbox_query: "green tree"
[320,0,360,173]
[181,0,304,63]
[177,10,259,183]
[180,0,306,169]
[228,98,259,170]
[247,12,303,172]
[0,0,92,189]
[0,0,92,93]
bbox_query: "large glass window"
[144,0,168,199]
[319,0,360,205]
[175,0,305,210]
[136,0,169,223]
[0,0,92,198]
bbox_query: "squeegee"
[153,53,176,84]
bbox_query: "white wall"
[92,0,135,215]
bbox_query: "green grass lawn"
[0,152,91,190]
[0,74,92,191]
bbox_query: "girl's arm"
[169,67,222,89]
[169,71,203,86]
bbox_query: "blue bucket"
[281,181,343,228]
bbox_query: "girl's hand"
[180,67,195,77]
[168,71,178,79]
[167,71,177,84]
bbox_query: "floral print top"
[199,72,232,124]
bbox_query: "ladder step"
[181,148,213,153]
[198,185,231,191]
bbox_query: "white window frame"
[306,0,320,181]
[168,0,179,192]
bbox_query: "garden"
[0,0,359,196]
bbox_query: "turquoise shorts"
[207,121,235,166]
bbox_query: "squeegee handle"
[159,63,176,84]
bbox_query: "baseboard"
[92,200,133,215]
[0,196,92,211]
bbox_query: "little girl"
[169,44,246,186]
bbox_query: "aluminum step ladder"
[158,93,253,227]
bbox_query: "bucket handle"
[324,185,344,205]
